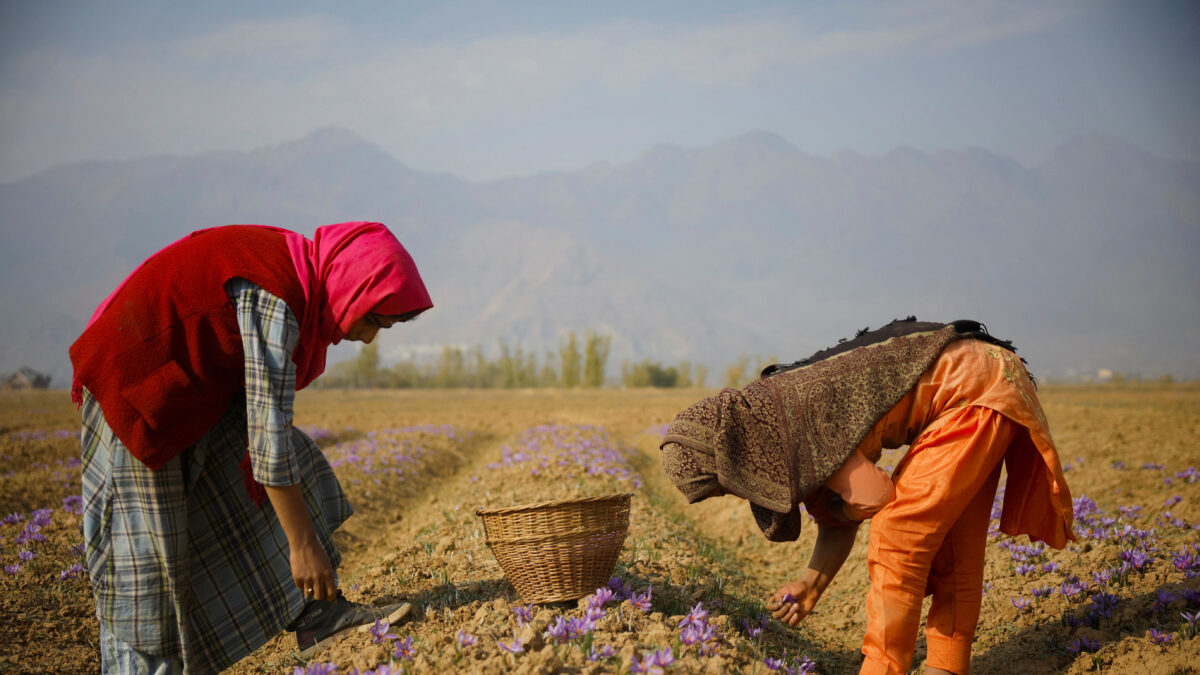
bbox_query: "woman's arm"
[231,279,337,602]
[767,492,861,627]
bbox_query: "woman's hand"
[289,536,337,602]
[767,580,822,627]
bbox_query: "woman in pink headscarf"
[70,222,432,673]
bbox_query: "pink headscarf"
[285,221,432,388]
[84,221,432,391]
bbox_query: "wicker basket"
[476,493,632,603]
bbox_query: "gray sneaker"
[289,590,412,658]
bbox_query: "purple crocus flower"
[58,563,84,580]
[677,602,708,630]
[456,629,477,648]
[4,564,19,575]
[18,550,35,562]
[741,617,762,639]
[1179,607,1199,622]
[1011,597,1031,612]
[764,656,784,671]
[651,648,675,668]
[608,576,634,599]
[513,604,534,626]
[1147,628,1174,646]
[629,654,661,674]
[589,586,615,609]
[1041,561,1060,573]
[1066,637,1100,654]
[545,616,573,643]
[588,644,615,661]
[1151,590,1179,612]
[392,635,415,660]
[630,586,652,612]
[497,635,525,654]
[369,618,397,644]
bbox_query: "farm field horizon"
[2,385,1199,674]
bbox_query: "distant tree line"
[318,330,784,390]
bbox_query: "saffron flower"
[1066,637,1100,654]
[1147,628,1174,646]
[392,635,415,661]
[4,564,20,575]
[18,550,35,562]
[631,647,675,673]
[1011,597,1031,612]
[58,563,84,580]
[630,586,653,612]
[588,644,615,661]
[677,602,708,630]
[608,576,633,600]
[589,586,615,608]
[764,656,784,671]
[545,616,573,643]
[456,629,477,648]
[498,634,525,654]
[369,618,397,644]
[513,604,534,626]
[1151,590,1179,613]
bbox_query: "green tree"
[723,353,751,388]
[621,359,678,388]
[676,361,693,388]
[354,342,381,387]
[560,331,581,388]
[538,351,558,387]
[583,330,611,387]
[435,346,465,387]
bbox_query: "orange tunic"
[810,338,1074,675]
[813,338,1073,545]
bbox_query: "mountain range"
[2,128,1198,386]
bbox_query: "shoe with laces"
[290,590,412,658]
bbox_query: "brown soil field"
[1,385,1199,674]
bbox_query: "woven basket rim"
[475,492,633,517]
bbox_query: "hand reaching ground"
[767,580,822,627]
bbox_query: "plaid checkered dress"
[81,279,353,672]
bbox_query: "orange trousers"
[860,405,1015,675]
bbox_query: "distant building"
[1,367,52,389]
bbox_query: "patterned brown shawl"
[661,319,997,541]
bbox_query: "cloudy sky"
[1,0,1196,183]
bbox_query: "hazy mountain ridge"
[2,129,1197,385]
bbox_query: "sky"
[0,0,1197,184]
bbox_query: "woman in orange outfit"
[660,318,1074,675]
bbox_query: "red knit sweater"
[69,226,308,470]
